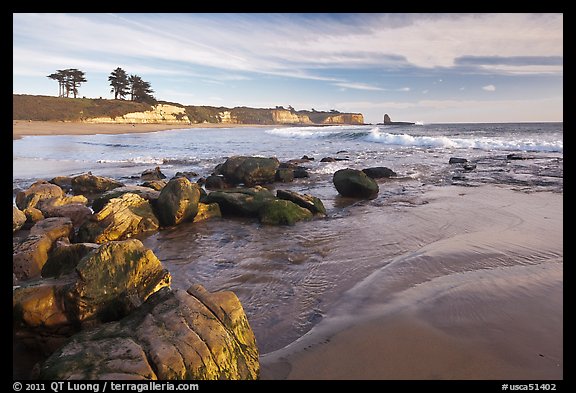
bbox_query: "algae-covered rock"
[92,186,160,213]
[37,285,259,380]
[193,202,222,223]
[204,187,275,217]
[276,189,326,216]
[259,199,313,225]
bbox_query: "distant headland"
[377,114,415,126]
[12,94,364,126]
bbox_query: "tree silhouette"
[108,67,129,100]
[128,74,156,104]
[47,69,87,98]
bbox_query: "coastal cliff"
[13,95,364,125]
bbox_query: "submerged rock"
[36,285,259,380]
[76,193,159,243]
[155,177,201,226]
[449,157,468,164]
[362,166,397,179]
[333,168,379,198]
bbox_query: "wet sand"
[260,186,563,380]
[12,120,275,139]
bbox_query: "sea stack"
[380,114,415,125]
[383,114,392,124]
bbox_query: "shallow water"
[13,122,563,367]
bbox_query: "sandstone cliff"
[13,94,364,126]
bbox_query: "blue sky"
[13,13,563,124]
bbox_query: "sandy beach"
[260,185,563,380]
[12,120,275,139]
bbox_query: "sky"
[13,13,563,124]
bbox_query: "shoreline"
[260,185,563,380]
[12,120,281,140]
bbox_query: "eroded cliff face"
[322,113,364,125]
[84,104,190,124]
[83,104,363,125]
[271,110,312,124]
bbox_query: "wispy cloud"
[332,82,384,91]
[482,85,496,92]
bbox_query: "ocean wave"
[267,125,563,152]
[95,156,204,166]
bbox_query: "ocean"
[13,122,563,356]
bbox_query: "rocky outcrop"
[71,173,124,196]
[259,199,313,225]
[333,168,379,198]
[76,193,159,243]
[36,285,258,380]
[14,239,171,350]
[13,205,26,232]
[217,156,280,187]
[155,177,201,226]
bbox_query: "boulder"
[362,166,397,179]
[41,241,100,278]
[36,285,258,380]
[15,180,64,210]
[217,156,280,186]
[193,203,222,223]
[174,171,199,180]
[140,166,166,181]
[92,186,160,213]
[259,199,313,225]
[23,207,45,229]
[30,217,73,242]
[140,180,167,191]
[333,168,379,198]
[14,240,171,351]
[71,173,124,196]
[49,176,73,193]
[205,175,227,190]
[276,189,326,216]
[293,167,310,179]
[275,168,294,183]
[39,203,92,228]
[76,193,159,243]
[155,177,201,226]
[13,217,74,281]
[204,187,275,217]
[13,205,26,232]
[13,234,54,280]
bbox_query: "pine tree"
[108,67,130,100]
